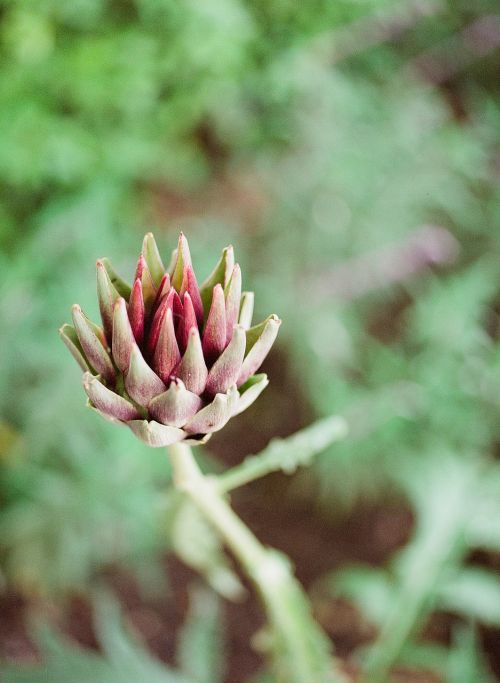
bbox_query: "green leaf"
[446,624,496,683]
[177,585,224,683]
[397,642,449,676]
[170,497,245,601]
[332,566,395,628]
[437,568,500,627]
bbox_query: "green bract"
[60,233,281,447]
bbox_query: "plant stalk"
[167,441,346,683]
[217,415,347,493]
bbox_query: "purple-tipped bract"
[60,233,280,447]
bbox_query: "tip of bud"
[233,323,245,335]
[71,303,82,314]
[170,377,185,392]
[113,296,127,311]
[135,253,146,279]
[82,371,93,390]
[177,232,188,250]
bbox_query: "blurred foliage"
[323,455,500,680]
[177,584,225,683]
[1,589,220,683]
[0,0,499,680]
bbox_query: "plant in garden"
[59,233,349,683]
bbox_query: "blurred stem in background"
[167,441,347,683]
[218,415,348,493]
[359,459,473,683]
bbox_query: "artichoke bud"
[62,234,281,447]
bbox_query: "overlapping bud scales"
[60,233,281,447]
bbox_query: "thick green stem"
[167,442,347,683]
[168,442,266,573]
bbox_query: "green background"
[1,1,499,681]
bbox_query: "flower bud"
[62,233,280,447]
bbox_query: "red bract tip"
[148,288,182,357]
[128,278,145,346]
[169,287,183,325]
[171,232,192,291]
[202,284,227,365]
[147,293,169,357]
[153,273,170,310]
[135,253,146,281]
[179,292,198,353]
[180,265,203,328]
[153,308,181,383]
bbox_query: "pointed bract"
[88,404,122,426]
[148,293,168,356]
[179,292,197,353]
[205,325,246,396]
[128,420,186,447]
[148,288,182,356]
[202,284,226,364]
[171,233,192,291]
[200,245,234,313]
[100,257,131,299]
[112,298,135,373]
[96,259,121,342]
[153,308,181,383]
[237,315,281,387]
[149,378,202,427]
[227,383,240,415]
[59,324,92,372]
[233,374,269,416]
[238,291,254,329]
[176,326,208,394]
[183,392,231,434]
[167,246,178,275]
[72,305,115,383]
[170,288,184,325]
[83,372,140,421]
[128,278,145,346]
[152,273,170,310]
[224,264,242,343]
[142,232,165,287]
[135,254,157,313]
[180,265,203,327]
[125,344,165,406]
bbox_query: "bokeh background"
[1,1,499,681]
